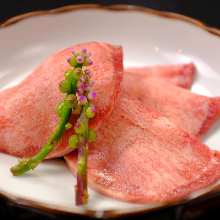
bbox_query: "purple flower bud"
[79,75,86,82]
[85,80,91,88]
[88,59,93,65]
[91,105,96,113]
[84,83,89,90]
[80,95,87,104]
[84,69,92,77]
[76,90,82,98]
[81,48,87,54]
[77,81,88,93]
[76,56,83,64]
[88,91,96,100]
[67,58,71,63]
[76,91,87,104]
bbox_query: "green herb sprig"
[11,49,96,205]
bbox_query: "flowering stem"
[10,48,96,206]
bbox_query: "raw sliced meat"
[65,97,220,204]
[0,42,123,158]
[123,76,220,136]
[126,63,195,88]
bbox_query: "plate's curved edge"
[1,3,220,38]
[1,185,220,219]
[0,190,165,219]
[0,190,97,218]
[1,3,220,218]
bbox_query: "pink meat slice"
[123,76,220,136]
[65,97,220,204]
[126,63,195,88]
[0,42,123,158]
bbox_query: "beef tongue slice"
[0,42,123,158]
[65,97,220,203]
[123,75,220,137]
[65,64,220,204]
[126,63,195,88]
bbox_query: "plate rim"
[1,3,220,37]
[1,3,220,219]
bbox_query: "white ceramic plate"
[1,4,220,218]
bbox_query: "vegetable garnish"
[11,49,96,205]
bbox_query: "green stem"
[76,143,88,205]
[75,107,89,205]
[11,107,72,176]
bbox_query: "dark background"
[0,0,220,28]
[1,0,220,220]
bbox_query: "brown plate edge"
[1,3,220,219]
